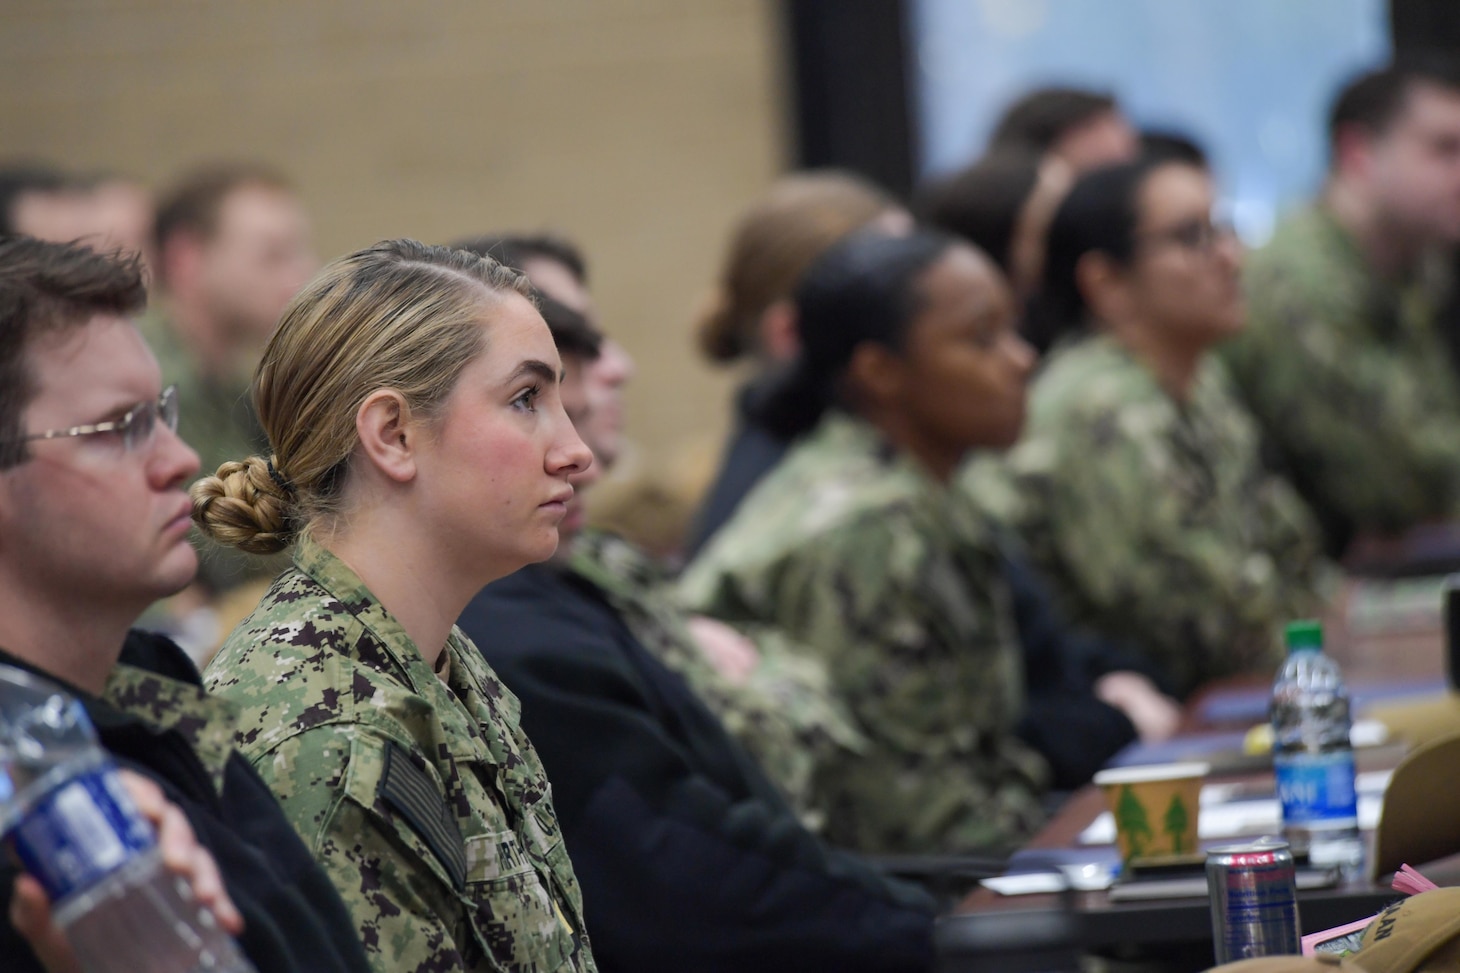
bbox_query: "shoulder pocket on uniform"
[378,740,468,891]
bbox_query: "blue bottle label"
[8,766,156,901]
[1274,750,1358,826]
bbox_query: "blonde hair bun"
[191,456,295,555]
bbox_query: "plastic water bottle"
[1269,620,1363,871]
[0,663,255,973]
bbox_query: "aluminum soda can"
[1206,837,1302,963]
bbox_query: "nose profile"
[1214,226,1243,272]
[550,417,594,479]
[150,422,201,487]
[1006,330,1037,378]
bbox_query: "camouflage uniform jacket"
[568,528,863,826]
[1222,204,1460,552]
[203,535,596,973]
[678,411,1048,855]
[978,333,1333,699]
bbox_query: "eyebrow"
[508,359,563,385]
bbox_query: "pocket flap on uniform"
[379,741,468,891]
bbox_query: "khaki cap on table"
[1209,887,1460,972]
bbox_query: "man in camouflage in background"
[1223,61,1460,557]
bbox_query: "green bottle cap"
[1285,619,1323,652]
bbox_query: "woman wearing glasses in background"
[973,158,1335,699]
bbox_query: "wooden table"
[941,766,1399,971]
[938,580,1451,972]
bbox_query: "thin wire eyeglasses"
[11,385,179,453]
[1137,217,1236,255]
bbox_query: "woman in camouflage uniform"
[191,240,598,973]
[986,159,1333,698]
[681,229,1052,855]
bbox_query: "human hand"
[685,616,761,685]
[1095,671,1182,743]
[9,769,243,973]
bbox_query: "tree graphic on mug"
[1115,785,1152,858]
[1164,793,1190,854]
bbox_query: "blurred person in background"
[0,163,93,243]
[985,159,1333,700]
[987,85,1140,174]
[80,171,157,275]
[682,230,1177,855]
[915,149,1074,307]
[0,164,156,274]
[686,171,910,558]
[148,163,316,485]
[1140,129,1210,169]
[1224,60,1460,559]
[454,233,860,817]
[144,163,316,625]
[0,237,369,973]
[194,240,597,973]
[460,297,931,973]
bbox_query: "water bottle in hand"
[0,663,255,973]
[1269,620,1363,871]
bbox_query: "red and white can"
[1206,837,1302,963]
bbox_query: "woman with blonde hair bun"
[686,170,908,556]
[194,238,598,973]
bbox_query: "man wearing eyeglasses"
[0,237,369,973]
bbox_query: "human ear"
[354,390,417,484]
[1076,250,1125,322]
[846,342,906,411]
[1332,123,1375,180]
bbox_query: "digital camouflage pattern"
[568,528,864,827]
[679,412,1048,855]
[975,333,1334,699]
[1222,205,1460,551]
[105,662,241,794]
[203,535,595,973]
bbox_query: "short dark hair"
[450,232,588,286]
[152,162,293,278]
[0,163,72,237]
[1140,129,1209,169]
[1329,58,1460,152]
[0,238,148,467]
[537,292,602,363]
[989,86,1120,155]
[915,150,1042,274]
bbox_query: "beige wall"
[1,0,787,524]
